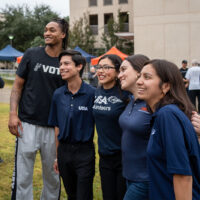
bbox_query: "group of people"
[7,18,200,200]
[180,59,200,112]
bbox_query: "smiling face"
[44,22,65,46]
[59,55,82,81]
[136,64,170,111]
[97,57,118,89]
[118,60,139,94]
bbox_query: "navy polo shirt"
[147,104,200,200]
[119,98,152,181]
[48,81,95,143]
[93,86,129,155]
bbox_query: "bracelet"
[54,159,57,162]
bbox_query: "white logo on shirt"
[151,129,156,135]
[94,95,122,105]
[94,96,108,104]
[108,96,122,104]
[92,105,111,111]
[78,106,88,111]
[34,63,60,75]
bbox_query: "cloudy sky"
[0,0,70,17]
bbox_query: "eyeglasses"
[96,65,116,71]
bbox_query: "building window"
[104,13,113,33]
[119,12,129,32]
[89,15,98,35]
[104,0,112,6]
[119,0,128,4]
[89,0,97,6]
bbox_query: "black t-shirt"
[179,67,188,79]
[0,76,4,88]
[17,47,65,126]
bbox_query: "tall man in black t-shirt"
[8,19,68,200]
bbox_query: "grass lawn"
[0,103,102,200]
[1,79,14,88]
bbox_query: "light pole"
[8,35,14,46]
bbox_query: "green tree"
[101,11,134,55]
[0,5,59,51]
[30,36,45,47]
[68,13,95,52]
[101,18,119,51]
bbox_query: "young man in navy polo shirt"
[48,50,95,200]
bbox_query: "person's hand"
[8,112,23,137]
[53,159,59,174]
[191,111,200,137]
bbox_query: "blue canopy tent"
[74,46,95,63]
[0,45,23,62]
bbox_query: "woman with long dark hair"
[118,54,151,200]
[93,54,128,200]
[136,59,200,200]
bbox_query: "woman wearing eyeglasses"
[93,54,128,200]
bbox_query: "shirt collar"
[64,81,87,95]
[132,96,143,104]
[151,105,162,117]
[100,85,117,93]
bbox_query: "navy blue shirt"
[147,104,200,200]
[93,86,128,155]
[119,98,152,181]
[48,81,95,143]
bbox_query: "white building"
[69,0,134,48]
[70,0,200,66]
[134,0,200,66]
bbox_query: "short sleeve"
[16,48,32,79]
[48,93,58,127]
[158,110,192,175]
[185,69,190,80]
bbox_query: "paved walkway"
[0,86,11,103]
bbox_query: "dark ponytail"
[52,18,69,49]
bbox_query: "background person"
[88,66,98,87]
[0,76,5,163]
[118,54,151,200]
[0,76,5,88]
[48,50,95,200]
[93,54,128,200]
[185,59,200,111]
[179,60,189,90]
[137,59,200,200]
[8,18,68,200]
